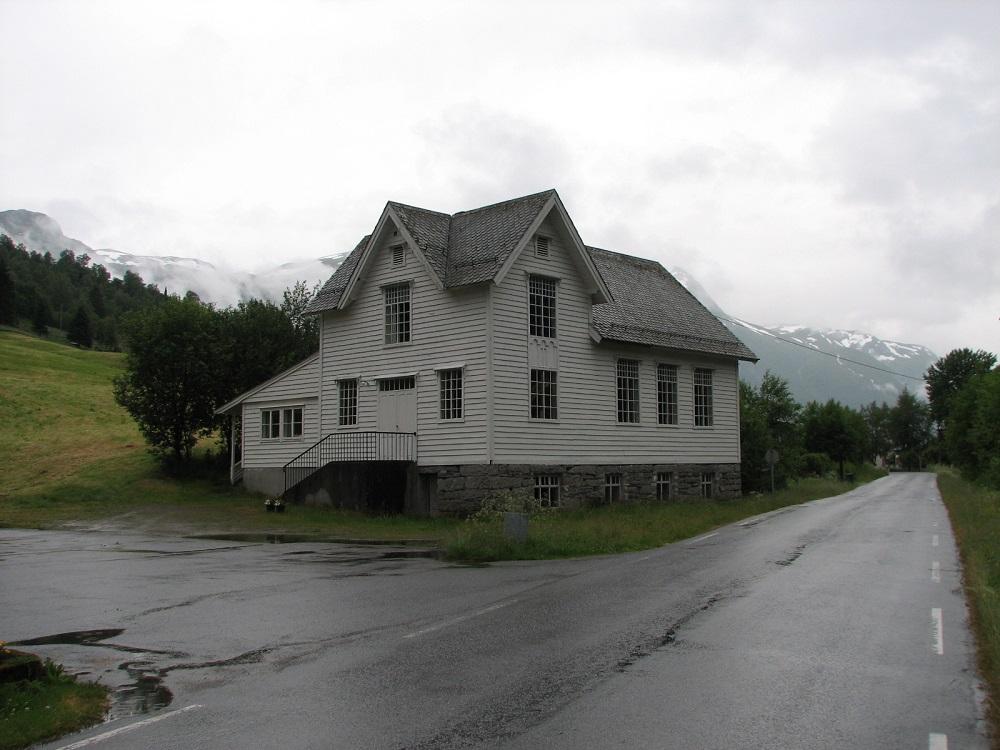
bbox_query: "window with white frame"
[439,368,463,420]
[657,364,679,425]
[616,359,640,423]
[281,407,303,438]
[534,474,560,508]
[694,368,714,427]
[338,379,358,426]
[605,472,622,503]
[530,369,558,419]
[528,276,556,338]
[384,283,411,344]
[701,472,714,498]
[261,409,281,440]
[378,376,415,391]
[656,471,674,501]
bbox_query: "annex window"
[657,364,679,425]
[378,376,415,391]
[616,359,640,423]
[338,379,358,426]
[528,275,556,338]
[694,368,714,427]
[534,474,561,508]
[530,368,558,420]
[261,409,281,440]
[384,283,411,344]
[281,407,303,438]
[391,243,405,266]
[656,471,674,501]
[605,473,622,504]
[701,472,715,498]
[534,235,550,258]
[439,368,463,420]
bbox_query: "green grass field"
[936,468,1000,741]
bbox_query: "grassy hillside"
[0,328,239,527]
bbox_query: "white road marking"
[403,600,516,639]
[53,704,203,749]
[636,554,652,562]
[931,561,940,583]
[929,732,948,750]
[932,608,944,655]
[932,534,939,547]
[687,532,719,545]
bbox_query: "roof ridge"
[452,189,556,217]
[387,201,452,218]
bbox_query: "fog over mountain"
[1,209,935,408]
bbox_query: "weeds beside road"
[936,468,999,743]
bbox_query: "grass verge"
[936,467,999,742]
[0,658,109,750]
[445,475,873,562]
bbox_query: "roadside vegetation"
[0,652,108,750]
[446,469,883,562]
[936,469,1000,741]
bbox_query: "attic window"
[535,235,550,258]
[392,244,405,266]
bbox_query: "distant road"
[1,473,985,749]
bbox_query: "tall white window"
[281,407,303,438]
[384,283,411,344]
[534,474,560,508]
[530,369,558,419]
[261,409,280,440]
[657,364,678,425]
[694,368,714,427]
[338,379,358,426]
[528,276,556,338]
[616,359,640,423]
[439,368,463,420]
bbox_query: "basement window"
[656,471,674,501]
[701,472,715,498]
[605,473,622,504]
[534,474,561,508]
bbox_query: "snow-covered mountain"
[0,209,343,304]
[669,268,936,407]
[1,209,936,407]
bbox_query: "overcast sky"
[2,0,997,356]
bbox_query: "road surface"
[0,473,987,748]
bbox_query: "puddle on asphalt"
[110,660,173,718]
[188,533,439,546]
[10,629,126,647]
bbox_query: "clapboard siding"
[319,233,489,465]
[239,355,321,467]
[491,216,741,464]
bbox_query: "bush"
[801,452,834,477]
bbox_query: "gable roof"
[306,190,610,314]
[215,353,320,415]
[588,247,758,362]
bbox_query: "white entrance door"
[376,377,417,459]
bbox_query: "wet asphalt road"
[1,473,988,749]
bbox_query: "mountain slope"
[1,209,936,407]
[0,210,343,305]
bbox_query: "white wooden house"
[217,190,757,514]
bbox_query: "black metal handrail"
[282,431,417,495]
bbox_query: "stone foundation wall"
[428,463,741,516]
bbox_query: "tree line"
[0,233,166,348]
[741,347,999,492]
